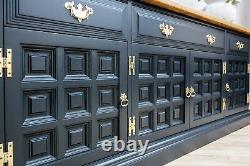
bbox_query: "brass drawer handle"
[65,1,93,22]
[206,34,216,45]
[120,93,129,107]
[225,83,231,92]
[160,23,174,38]
[236,41,244,50]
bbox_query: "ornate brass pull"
[65,1,93,22]
[186,86,196,98]
[120,93,128,107]
[225,83,231,92]
[206,34,216,45]
[160,23,174,38]
[236,41,244,50]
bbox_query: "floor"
[166,125,250,166]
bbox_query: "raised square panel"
[194,59,201,74]
[240,78,245,89]
[234,62,239,73]
[98,119,117,141]
[157,108,170,128]
[229,96,233,109]
[228,62,233,73]
[213,80,221,93]
[234,79,239,90]
[139,56,152,74]
[69,92,84,109]
[24,90,56,125]
[140,115,149,129]
[204,60,211,74]
[157,85,166,99]
[98,52,117,76]
[69,56,84,72]
[234,96,239,107]
[194,102,202,119]
[239,95,245,106]
[240,63,245,73]
[158,59,168,74]
[139,86,150,102]
[193,83,200,95]
[173,83,182,98]
[204,101,212,116]
[214,99,221,114]
[173,105,184,125]
[65,124,89,156]
[29,95,47,114]
[30,136,48,157]
[26,130,55,161]
[213,61,221,74]
[66,88,87,113]
[23,47,55,80]
[203,81,210,94]
[173,58,183,75]
[99,89,113,107]
[139,112,153,132]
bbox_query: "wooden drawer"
[16,0,126,32]
[133,7,225,49]
[227,33,249,53]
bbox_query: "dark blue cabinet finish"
[1,0,250,166]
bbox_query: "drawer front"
[227,33,249,53]
[7,0,127,40]
[134,8,225,49]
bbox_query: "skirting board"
[89,110,250,166]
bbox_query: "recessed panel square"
[99,89,113,107]
[30,136,48,157]
[98,119,117,141]
[158,59,168,74]
[204,101,212,116]
[173,105,184,125]
[214,99,221,114]
[139,86,150,102]
[98,52,117,76]
[173,59,183,75]
[139,56,152,74]
[173,83,182,98]
[213,61,221,74]
[204,60,211,74]
[69,92,84,109]
[194,59,201,74]
[157,85,166,99]
[204,82,210,93]
[29,95,47,114]
[194,102,202,119]
[30,55,47,72]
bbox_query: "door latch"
[128,56,135,76]
[0,142,13,166]
[0,48,12,78]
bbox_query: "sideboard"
[0,0,249,166]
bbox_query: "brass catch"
[129,56,135,76]
[128,116,136,136]
[0,142,13,166]
[206,34,216,45]
[120,93,129,107]
[160,23,174,38]
[0,48,12,78]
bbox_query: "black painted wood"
[2,0,250,166]
[0,0,4,144]
[4,28,128,166]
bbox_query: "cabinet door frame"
[131,44,190,142]
[0,0,4,143]
[189,51,225,128]
[224,54,249,117]
[4,28,128,166]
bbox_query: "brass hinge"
[128,116,136,136]
[0,142,13,166]
[222,62,227,74]
[247,93,250,104]
[247,64,250,74]
[222,98,227,111]
[128,56,135,76]
[0,48,12,78]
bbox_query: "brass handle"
[206,34,216,45]
[186,87,191,98]
[236,41,244,50]
[190,87,196,97]
[225,83,231,92]
[160,23,174,38]
[120,93,128,107]
[65,1,93,22]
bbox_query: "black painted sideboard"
[0,0,249,166]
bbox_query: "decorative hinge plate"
[0,48,12,78]
[247,64,250,74]
[222,62,227,74]
[128,116,136,136]
[128,56,135,76]
[0,142,13,166]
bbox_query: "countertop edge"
[142,0,250,36]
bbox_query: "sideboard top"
[143,0,250,36]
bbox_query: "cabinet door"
[131,44,190,142]
[225,55,249,116]
[4,28,128,166]
[189,51,224,128]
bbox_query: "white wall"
[235,0,250,28]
